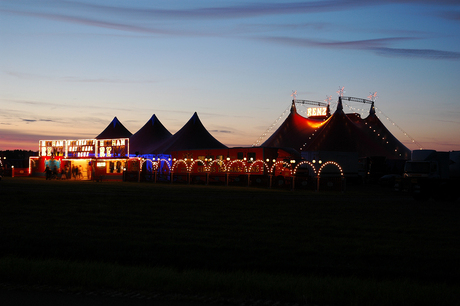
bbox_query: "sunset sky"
[1,0,459,152]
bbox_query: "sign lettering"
[38,138,129,158]
[307,107,327,117]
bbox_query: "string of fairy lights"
[374,106,423,150]
[252,104,291,147]
[341,101,423,150]
[254,89,423,150]
[143,158,303,175]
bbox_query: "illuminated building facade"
[30,138,131,180]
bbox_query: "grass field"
[0,177,459,305]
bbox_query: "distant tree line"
[0,150,38,169]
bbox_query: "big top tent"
[261,97,410,161]
[261,101,328,150]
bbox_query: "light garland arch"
[293,161,317,176]
[226,160,247,173]
[157,158,171,172]
[270,161,291,175]
[317,161,344,177]
[248,159,270,173]
[188,159,206,172]
[206,159,227,172]
[171,159,187,173]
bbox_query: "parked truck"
[402,150,460,201]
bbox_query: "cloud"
[21,118,55,124]
[0,8,197,36]
[209,130,233,134]
[4,98,63,107]
[13,1,354,21]
[259,36,460,60]
[2,98,138,114]
[439,11,460,21]
[372,47,460,60]
[237,22,429,38]
[436,119,460,125]
[61,76,157,84]
[35,0,460,20]
[2,0,459,66]
[0,127,104,150]
[262,36,419,48]
[6,70,157,84]
[4,0,458,35]
[0,128,42,150]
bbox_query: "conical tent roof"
[304,98,381,155]
[152,112,227,154]
[261,102,327,150]
[129,114,172,155]
[261,97,411,160]
[95,117,132,139]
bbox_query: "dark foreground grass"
[0,177,459,305]
[0,256,458,306]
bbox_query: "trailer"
[402,150,460,201]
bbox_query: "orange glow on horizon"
[0,139,38,151]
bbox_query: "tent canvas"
[129,114,172,155]
[95,117,132,139]
[152,112,227,154]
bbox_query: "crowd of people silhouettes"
[45,164,83,180]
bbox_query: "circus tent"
[261,101,327,150]
[95,117,132,139]
[303,97,386,157]
[129,114,172,155]
[261,97,410,160]
[93,96,410,160]
[347,103,411,160]
[152,112,227,154]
